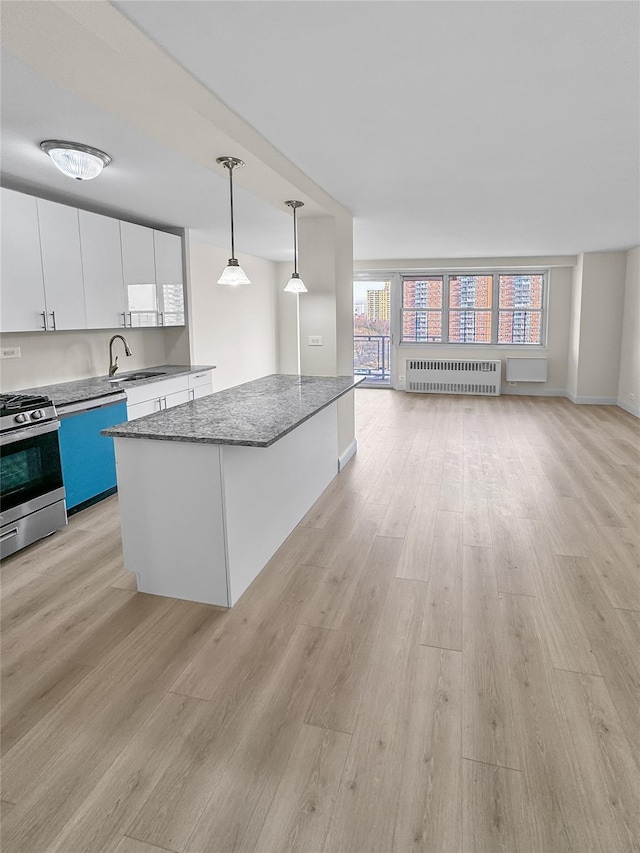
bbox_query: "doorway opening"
[353,279,391,386]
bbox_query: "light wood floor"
[2,390,639,853]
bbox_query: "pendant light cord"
[293,205,298,275]
[228,163,236,261]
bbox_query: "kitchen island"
[103,374,363,606]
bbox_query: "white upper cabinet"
[0,189,185,332]
[154,230,183,285]
[0,188,47,332]
[120,221,156,285]
[79,210,125,329]
[120,221,158,326]
[37,198,87,330]
[154,230,184,326]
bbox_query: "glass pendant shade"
[284,273,307,293]
[218,259,251,286]
[41,141,111,180]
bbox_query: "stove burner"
[0,393,52,415]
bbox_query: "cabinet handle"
[41,310,48,331]
[121,312,128,327]
[189,389,195,401]
[50,310,57,331]
[128,312,133,327]
[158,312,164,327]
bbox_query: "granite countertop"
[102,374,365,447]
[16,365,216,408]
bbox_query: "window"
[498,274,544,344]
[400,271,546,345]
[402,277,442,342]
[449,275,492,344]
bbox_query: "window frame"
[399,269,548,347]
[400,275,444,344]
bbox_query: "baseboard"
[338,439,358,471]
[565,393,618,405]
[502,386,566,397]
[616,399,640,418]
[67,486,117,516]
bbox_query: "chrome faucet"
[108,334,132,376]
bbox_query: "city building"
[366,282,390,322]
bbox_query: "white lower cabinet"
[188,370,214,401]
[125,371,212,420]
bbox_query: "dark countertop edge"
[103,377,365,447]
[13,365,216,407]
[57,389,128,410]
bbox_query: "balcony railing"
[354,334,390,383]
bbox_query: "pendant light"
[40,140,111,181]
[284,200,307,376]
[283,200,307,293]
[216,156,251,286]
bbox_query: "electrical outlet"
[399,375,406,380]
[629,392,636,401]
[508,381,517,386]
[1,347,21,359]
[308,335,323,346]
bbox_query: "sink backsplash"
[0,327,189,392]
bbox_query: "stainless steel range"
[0,393,67,559]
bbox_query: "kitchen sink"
[109,371,167,383]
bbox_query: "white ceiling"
[2,1,639,261]
[0,50,293,261]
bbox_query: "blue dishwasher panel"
[58,400,127,510]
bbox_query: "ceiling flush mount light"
[283,200,307,293]
[40,140,111,181]
[216,156,250,286]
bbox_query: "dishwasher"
[57,392,127,514]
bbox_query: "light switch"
[308,335,323,346]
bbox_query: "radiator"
[405,359,502,396]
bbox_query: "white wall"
[187,238,278,391]
[0,326,189,392]
[275,213,356,459]
[277,217,339,377]
[567,253,583,400]
[618,247,640,416]
[569,251,628,403]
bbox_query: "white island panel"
[222,402,338,604]
[114,438,229,605]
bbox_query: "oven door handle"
[0,419,61,447]
[0,527,19,543]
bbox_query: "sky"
[353,280,388,307]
